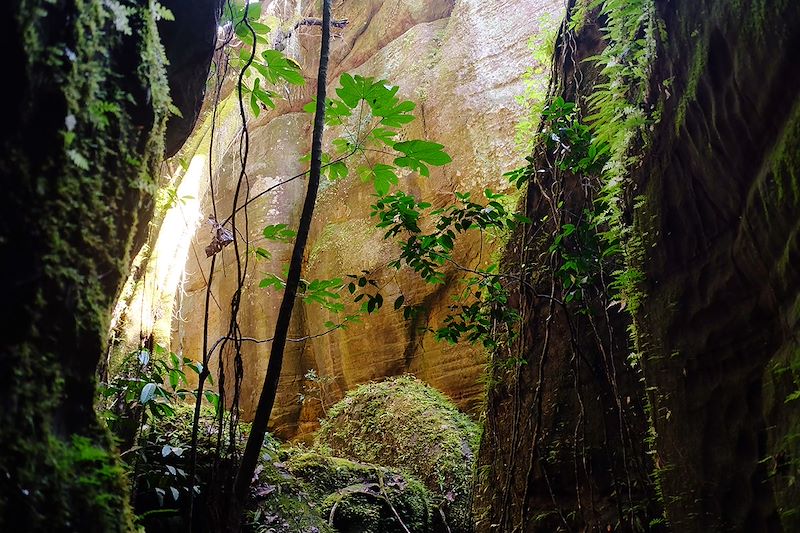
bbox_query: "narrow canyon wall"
[1,0,221,530]
[635,1,800,530]
[115,0,564,439]
[477,0,800,531]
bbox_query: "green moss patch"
[248,450,433,533]
[315,375,480,532]
[288,452,432,533]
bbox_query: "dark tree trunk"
[232,0,334,510]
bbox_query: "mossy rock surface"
[248,453,335,533]
[315,375,480,532]
[249,450,432,533]
[287,452,432,533]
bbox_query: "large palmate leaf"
[358,164,398,195]
[257,50,305,86]
[393,140,452,177]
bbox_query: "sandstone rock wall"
[125,0,564,439]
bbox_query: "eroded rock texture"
[636,1,800,530]
[477,0,800,531]
[474,8,656,532]
[140,0,565,439]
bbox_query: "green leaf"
[262,223,297,242]
[302,99,317,113]
[787,389,800,403]
[393,140,451,177]
[363,164,398,195]
[249,21,270,35]
[167,103,183,118]
[234,22,254,46]
[369,127,397,146]
[394,295,405,310]
[332,137,354,154]
[204,391,220,413]
[258,50,305,86]
[335,73,373,108]
[157,5,175,21]
[259,273,286,290]
[247,2,262,19]
[326,160,348,180]
[249,77,276,111]
[67,149,90,170]
[373,99,416,127]
[184,361,203,375]
[249,91,260,117]
[140,383,157,404]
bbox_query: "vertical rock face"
[161,0,226,156]
[474,7,657,531]
[477,0,800,531]
[636,2,800,530]
[1,0,219,530]
[159,0,564,438]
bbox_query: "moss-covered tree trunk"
[0,1,216,530]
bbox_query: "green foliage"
[371,188,528,285]
[130,404,253,528]
[302,73,450,194]
[581,0,657,317]
[262,223,298,242]
[392,140,452,177]
[98,345,222,525]
[221,0,304,117]
[255,73,471,337]
[49,433,135,529]
[99,344,218,422]
[542,97,608,174]
[297,368,335,415]
[257,50,305,86]
[368,183,530,351]
[435,264,520,351]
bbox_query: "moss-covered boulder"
[315,376,480,532]
[247,452,335,533]
[288,452,432,533]
[248,450,433,533]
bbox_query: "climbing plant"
[470,1,664,530]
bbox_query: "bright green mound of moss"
[248,451,335,533]
[287,452,432,533]
[315,375,481,532]
[249,451,432,533]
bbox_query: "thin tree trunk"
[232,0,332,505]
